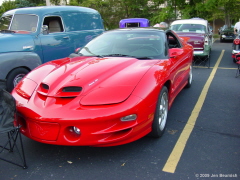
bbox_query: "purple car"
[119,18,150,28]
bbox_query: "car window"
[166,32,182,49]
[10,14,38,32]
[0,15,12,30]
[79,31,167,59]
[171,24,206,33]
[43,16,64,33]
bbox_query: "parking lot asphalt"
[0,39,239,180]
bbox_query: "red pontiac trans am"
[12,28,193,147]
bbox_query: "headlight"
[15,78,37,99]
[121,114,137,121]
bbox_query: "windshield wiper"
[0,29,15,33]
[136,57,153,60]
[81,47,104,58]
[103,54,130,57]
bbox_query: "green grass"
[213,34,220,38]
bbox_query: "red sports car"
[12,28,193,147]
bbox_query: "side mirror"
[169,48,184,58]
[42,25,49,35]
[75,47,81,53]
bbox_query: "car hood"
[0,33,34,53]
[19,56,160,105]
[222,29,234,33]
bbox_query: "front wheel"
[149,86,168,138]
[6,68,29,92]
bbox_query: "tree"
[74,0,165,29]
[15,0,37,8]
[0,1,16,16]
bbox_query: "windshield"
[78,30,167,59]
[170,24,207,33]
[0,14,38,32]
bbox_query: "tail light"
[204,37,209,45]
[234,39,240,45]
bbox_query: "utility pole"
[46,0,51,6]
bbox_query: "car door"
[39,16,73,63]
[167,31,191,98]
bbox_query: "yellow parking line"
[162,50,225,173]
[193,66,237,70]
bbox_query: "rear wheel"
[185,65,192,88]
[149,86,168,138]
[6,68,29,92]
[220,37,224,42]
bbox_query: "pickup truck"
[0,6,105,92]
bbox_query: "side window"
[0,15,12,30]
[167,32,181,48]
[63,12,103,31]
[43,16,64,33]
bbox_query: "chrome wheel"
[185,65,192,88]
[158,91,168,131]
[149,86,168,137]
[13,74,26,87]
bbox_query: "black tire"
[233,58,237,63]
[6,68,29,92]
[220,37,224,42]
[149,86,168,138]
[185,65,192,88]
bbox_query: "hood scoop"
[37,83,82,97]
[62,86,82,92]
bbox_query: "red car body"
[12,28,193,147]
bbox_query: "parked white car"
[170,18,213,61]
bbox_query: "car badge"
[194,41,201,44]
[23,46,34,50]
[89,79,98,86]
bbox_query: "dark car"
[219,25,234,42]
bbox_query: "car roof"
[171,19,208,26]
[3,6,98,16]
[107,27,168,33]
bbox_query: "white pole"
[46,0,51,6]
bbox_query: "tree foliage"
[1,0,240,29]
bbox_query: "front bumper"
[13,91,155,147]
[221,34,235,40]
[193,46,211,57]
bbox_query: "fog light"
[71,126,81,135]
[121,114,137,121]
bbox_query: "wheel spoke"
[158,92,168,130]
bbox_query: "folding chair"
[0,79,27,169]
[193,55,210,68]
